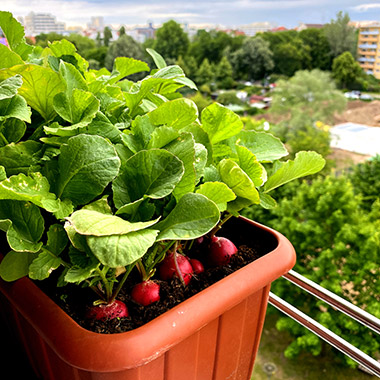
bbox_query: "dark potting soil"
[40,243,262,334]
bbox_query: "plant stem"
[209,212,234,238]
[151,240,175,269]
[136,259,148,280]
[110,263,135,303]
[0,132,9,146]
[96,267,112,302]
[172,241,186,287]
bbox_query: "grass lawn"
[251,312,375,380]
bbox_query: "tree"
[332,51,364,89]
[196,58,214,86]
[231,37,274,81]
[66,34,96,55]
[82,46,108,68]
[119,26,126,38]
[265,176,380,366]
[153,20,189,61]
[271,69,346,125]
[350,155,380,211]
[324,11,357,58]
[103,26,113,47]
[215,56,234,88]
[299,28,332,70]
[104,34,145,71]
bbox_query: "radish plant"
[0,11,326,321]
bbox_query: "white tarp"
[330,122,380,156]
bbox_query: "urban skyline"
[2,0,380,30]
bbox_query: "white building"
[238,22,277,36]
[87,17,104,31]
[23,12,65,36]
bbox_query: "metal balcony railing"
[269,270,380,377]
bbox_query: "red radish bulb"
[131,280,160,306]
[208,236,238,266]
[158,252,193,285]
[86,300,128,321]
[190,258,204,274]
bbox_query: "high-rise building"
[88,17,104,31]
[357,24,380,79]
[24,12,65,35]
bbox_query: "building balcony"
[358,57,376,62]
[360,30,379,35]
[358,49,376,55]
[358,43,378,49]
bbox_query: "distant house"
[249,95,272,109]
[271,26,287,32]
[297,23,325,31]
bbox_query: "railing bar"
[268,292,380,378]
[282,269,380,335]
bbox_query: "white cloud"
[352,3,380,12]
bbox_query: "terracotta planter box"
[0,217,295,380]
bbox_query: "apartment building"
[357,24,380,79]
[23,12,65,36]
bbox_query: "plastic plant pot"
[0,216,296,380]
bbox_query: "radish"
[86,300,128,321]
[189,258,204,274]
[208,236,238,266]
[158,252,193,285]
[131,280,160,306]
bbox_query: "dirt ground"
[334,100,380,127]
[328,148,371,171]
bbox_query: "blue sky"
[2,0,380,28]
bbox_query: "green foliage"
[103,26,113,47]
[104,34,145,72]
[216,91,243,106]
[188,92,213,113]
[0,12,325,308]
[350,155,380,211]
[215,56,234,89]
[231,37,274,81]
[332,51,364,89]
[196,58,214,86]
[324,11,357,59]
[246,175,380,366]
[271,69,346,126]
[299,28,332,71]
[153,20,189,61]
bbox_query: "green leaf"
[56,135,121,206]
[82,195,113,214]
[0,45,23,69]
[120,115,154,153]
[148,98,198,130]
[53,89,99,125]
[0,119,26,147]
[111,57,150,82]
[87,229,158,267]
[28,248,62,280]
[0,200,44,252]
[0,64,66,121]
[67,209,159,236]
[181,123,213,165]
[84,112,122,143]
[196,182,236,212]
[236,145,267,187]
[155,193,220,241]
[0,11,26,51]
[237,130,288,162]
[0,75,23,100]
[112,149,184,208]
[0,140,42,176]
[0,94,31,123]
[46,224,68,255]
[147,125,179,149]
[201,103,243,144]
[0,172,73,219]
[48,39,77,57]
[0,166,6,181]
[218,158,260,204]
[264,151,326,193]
[0,250,37,281]
[259,193,277,209]
[164,132,196,200]
[194,143,208,184]
[146,48,167,69]
[59,61,88,94]
[64,262,98,284]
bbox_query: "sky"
[1,0,380,28]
